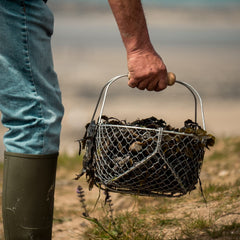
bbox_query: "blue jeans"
[0,0,64,154]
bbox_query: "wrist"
[125,38,155,56]
[126,40,156,59]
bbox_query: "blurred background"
[0,0,240,158]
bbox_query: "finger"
[128,78,138,88]
[146,79,158,91]
[128,73,146,88]
[137,79,149,90]
[156,78,168,91]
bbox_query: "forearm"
[108,0,153,54]
[108,0,170,91]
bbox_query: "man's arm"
[108,0,168,91]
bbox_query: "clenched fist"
[127,48,168,91]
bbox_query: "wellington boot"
[2,152,58,240]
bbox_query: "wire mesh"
[93,124,205,197]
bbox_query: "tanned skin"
[108,0,168,91]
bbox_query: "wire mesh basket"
[79,74,212,197]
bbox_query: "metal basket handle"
[91,74,206,130]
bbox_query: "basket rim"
[97,123,198,137]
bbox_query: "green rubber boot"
[2,152,58,240]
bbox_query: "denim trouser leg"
[0,0,64,154]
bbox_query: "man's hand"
[127,49,168,91]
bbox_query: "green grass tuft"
[207,222,240,239]
[84,211,164,240]
[58,153,83,169]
